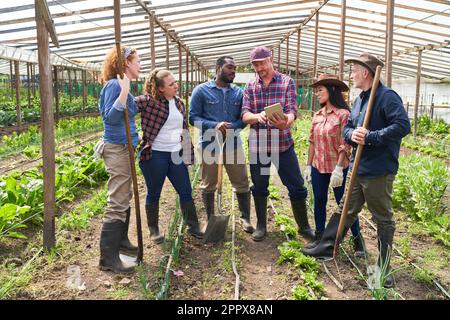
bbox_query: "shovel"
[203,132,230,243]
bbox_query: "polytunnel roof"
[0,0,449,81]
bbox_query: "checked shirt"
[242,71,298,154]
[134,94,195,164]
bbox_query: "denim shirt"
[189,80,246,150]
[99,79,139,147]
[343,82,411,178]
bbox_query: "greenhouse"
[0,0,449,302]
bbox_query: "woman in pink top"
[303,74,365,257]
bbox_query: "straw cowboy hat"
[310,74,349,92]
[345,52,384,75]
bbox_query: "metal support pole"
[385,0,395,87]
[338,0,346,81]
[413,49,422,137]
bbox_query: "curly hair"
[100,45,137,83]
[143,68,172,98]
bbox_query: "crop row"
[0,143,108,239]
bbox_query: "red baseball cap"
[250,46,272,63]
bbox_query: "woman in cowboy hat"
[303,74,365,257]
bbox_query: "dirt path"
[1,164,448,300]
[169,168,295,300]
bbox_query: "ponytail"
[144,68,172,98]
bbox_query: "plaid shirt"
[309,106,352,173]
[242,71,297,154]
[134,94,195,164]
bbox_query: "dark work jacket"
[343,82,411,178]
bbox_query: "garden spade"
[203,132,230,243]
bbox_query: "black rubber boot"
[290,198,315,241]
[99,220,135,274]
[301,213,349,260]
[146,203,164,244]
[303,230,323,249]
[201,191,215,221]
[236,192,254,233]
[119,208,138,256]
[251,196,267,242]
[378,226,395,288]
[351,233,366,258]
[181,201,204,239]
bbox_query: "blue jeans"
[139,150,193,205]
[250,145,307,200]
[311,166,361,236]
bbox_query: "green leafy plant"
[58,188,107,231]
[412,268,435,286]
[0,143,107,239]
[293,254,320,273]
[268,185,281,200]
[290,285,313,300]
[23,146,40,159]
[303,271,324,292]
[274,214,298,238]
[0,203,30,238]
[393,154,449,246]
[415,115,450,137]
[276,240,302,265]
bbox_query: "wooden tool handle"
[114,0,143,263]
[333,65,382,259]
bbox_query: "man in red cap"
[302,52,411,288]
[241,46,314,242]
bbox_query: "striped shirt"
[242,71,297,154]
[309,106,352,173]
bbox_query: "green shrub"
[394,154,449,246]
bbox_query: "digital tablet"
[264,103,284,118]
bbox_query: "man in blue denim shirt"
[302,53,410,289]
[189,56,253,233]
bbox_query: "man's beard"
[219,74,234,84]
